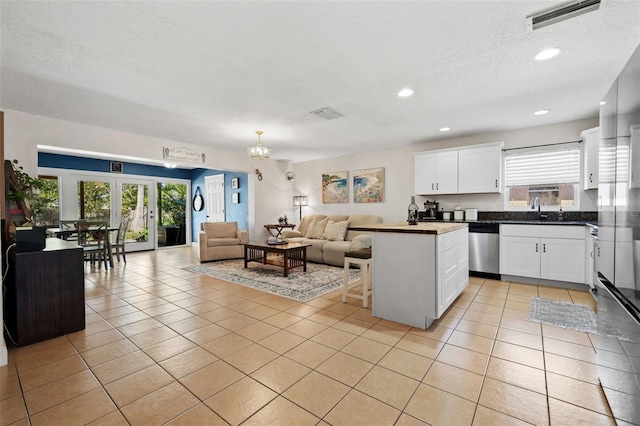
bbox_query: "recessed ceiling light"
[534,109,550,115]
[439,127,451,132]
[535,48,560,60]
[600,101,606,105]
[398,88,414,98]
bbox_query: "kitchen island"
[349,222,468,329]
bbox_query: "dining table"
[46,224,119,268]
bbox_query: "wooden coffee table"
[244,241,311,277]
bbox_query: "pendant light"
[247,130,272,160]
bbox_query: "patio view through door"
[156,181,188,247]
[77,177,155,251]
[119,179,154,251]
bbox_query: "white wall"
[290,117,600,223]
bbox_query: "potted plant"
[6,159,46,224]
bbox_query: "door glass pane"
[78,180,110,221]
[157,182,187,246]
[121,183,149,243]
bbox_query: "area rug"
[183,259,359,302]
[529,297,628,340]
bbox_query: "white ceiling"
[2,1,639,163]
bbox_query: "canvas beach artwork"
[353,167,384,203]
[322,171,349,203]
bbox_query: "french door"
[73,175,156,251]
[117,179,155,251]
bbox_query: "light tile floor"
[1,247,615,425]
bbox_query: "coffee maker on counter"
[419,200,439,220]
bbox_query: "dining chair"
[111,219,130,263]
[77,220,109,269]
[59,220,79,241]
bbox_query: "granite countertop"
[349,222,468,235]
[419,219,597,227]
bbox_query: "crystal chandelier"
[247,130,271,160]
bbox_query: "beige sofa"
[282,214,382,267]
[198,221,248,262]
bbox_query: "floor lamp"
[293,195,308,221]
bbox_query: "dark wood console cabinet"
[3,238,85,346]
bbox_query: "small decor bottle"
[557,208,564,222]
[407,196,419,225]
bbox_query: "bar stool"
[343,248,373,308]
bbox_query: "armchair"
[198,221,248,262]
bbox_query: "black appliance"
[15,227,46,252]
[594,43,640,425]
[422,201,439,220]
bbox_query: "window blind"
[598,137,629,183]
[505,144,580,186]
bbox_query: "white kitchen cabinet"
[500,225,586,284]
[458,143,503,193]
[438,227,469,315]
[414,150,458,195]
[585,227,596,288]
[582,127,600,190]
[500,236,541,278]
[540,238,586,283]
[371,226,469,329]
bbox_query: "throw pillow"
[306,218,328,239]
[322,220,349,241]
[203,222,237,238]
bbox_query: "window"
[32,175,59,226]
[504,144,580,209]
[156,182,187,246]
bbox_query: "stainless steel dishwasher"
[468,223,500,279]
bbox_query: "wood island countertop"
[349,222,468,235]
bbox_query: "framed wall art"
[231,177,239,189]
[353,167,385,203]
[322,171,348,203]
[232,192,240,204]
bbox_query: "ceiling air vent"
[310,107,344,120]
[527,0,601,31]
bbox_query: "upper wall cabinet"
[582,127,600,190]
[414,150,458,195]
[415,142,502,195]
[458,143,503,194]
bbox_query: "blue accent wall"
[38,152,192,179]
[38,153,249,242]
[190,169,249,238]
